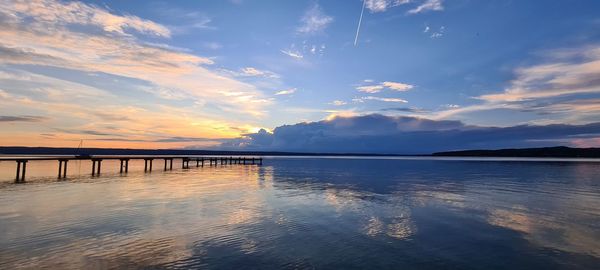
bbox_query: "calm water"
[0,157,599,269]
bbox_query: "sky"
[0,0,599,153]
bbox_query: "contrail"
[354,0,366,46]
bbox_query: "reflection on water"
[0,158,599,269]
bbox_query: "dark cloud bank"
[219,114,600,154]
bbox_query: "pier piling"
[163,158,173,171]
[119,159,129,173]
[144,159,153,172]
[91,159,102,176]
[15,160,27,183]
[57,159,68,179]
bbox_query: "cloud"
[365,0,410,13]
[357,81,414,93]
[0,115,48,122]
[202,42,222,50]
[329,100,348,106]
[6,0,170,37]
[275,88,297,96]
[479,46,600,103]
[428,26,445,38]
[356,85,384,93]
[221,67,279,79]
[280,49,304,59]
[0,1,270,112]
[436,44,600,122]
[147,2,215,33]
[296,3,333,34]
[354,96,408,103]
[219,114,600,154]
[382,81,414,91]
[381,107,427,113]
[240,67,279,78]
[408,0,444,14]
[363,0,443,14]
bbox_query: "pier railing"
[1,156,263,183]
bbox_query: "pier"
[1,156,263,183]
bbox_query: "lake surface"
[0,157,599,269]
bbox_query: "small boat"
[75,139,92,158]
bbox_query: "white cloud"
[365,0,410,13]
[297,3,333,34]
[239,67,279,78]
[382,81,414,91]
[275,88,297,96]
[408,0,444,14]
[329,100,347,106]
[357,85,385,93]
[429,26,445,38]
[354,96,408,103]
[357,81,414,93]
[281,49,304,59]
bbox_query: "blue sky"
[1,0,599,153]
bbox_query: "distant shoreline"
[433,146,600,158]
[1,146,599,158]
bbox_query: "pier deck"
[0,156,263,183]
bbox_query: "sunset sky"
[1,0,599,153]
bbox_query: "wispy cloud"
[240,67,279,78]
[408,0,444,14]
[354,96,408,103]
[202,42,222,50]
[0,115,48,122]
[429,26,445,38]
[296,3,333,34]
[329,100,348,106]
[281,49,304,59]
[0,0,271,115]
[365,0,410,13]
[7,0,170,37]
[356,85,385,93]
[357,81,414,93]
[434,44,600,122]
[363,0,442,15]
[275,88,297,96]
[222,67,280,78]
[381,107,427,113]
[148,3,216,33]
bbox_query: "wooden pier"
[1,156,263,183]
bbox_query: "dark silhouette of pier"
[2,156,263,183]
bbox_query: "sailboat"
[75,139,92,159]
